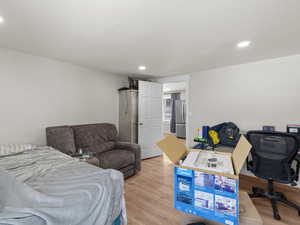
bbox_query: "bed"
[0,145,127,225]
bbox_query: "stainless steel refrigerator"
[118,89,138,143]
[175,99,186,139]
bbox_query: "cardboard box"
[157,135,252,225]
[181,191,263,225]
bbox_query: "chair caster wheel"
[274,214,281,220]
[249,193,254,198]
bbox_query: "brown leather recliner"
[46,123,141,178]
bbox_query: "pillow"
[0,144,36,156]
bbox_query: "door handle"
[139,123,143,126]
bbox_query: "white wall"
[0,48,127,145]
[154,74,190,84]
[188,54,300,186]
[188,54,300,146]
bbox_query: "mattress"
[0,146,127,225]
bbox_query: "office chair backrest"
[247,131,299,182]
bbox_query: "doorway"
[162,82,187,143]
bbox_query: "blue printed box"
[157,135,252,225]
[175,168,239,225]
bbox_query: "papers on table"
[181,151,234,175]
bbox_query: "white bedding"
[0,147,126,225]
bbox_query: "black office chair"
[247,131,300,220]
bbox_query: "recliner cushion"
[84,141,115,154]
[46,126,76,154]
[97,150,135,170]
[72,123,118,153]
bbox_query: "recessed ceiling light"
[138,65,146,71]
[237,41,251,48]
[0,17,4,24]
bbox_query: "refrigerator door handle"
[182,103,184,122]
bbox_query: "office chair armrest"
[246,156,250,171]
[246,156,254,171]
[294,155,300,181]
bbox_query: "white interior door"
[138,81,163,159]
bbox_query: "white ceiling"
[0,0,300,77]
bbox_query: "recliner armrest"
[115,141,140,151]
[115,142,141,171]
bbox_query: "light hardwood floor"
[125,156,300,225]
